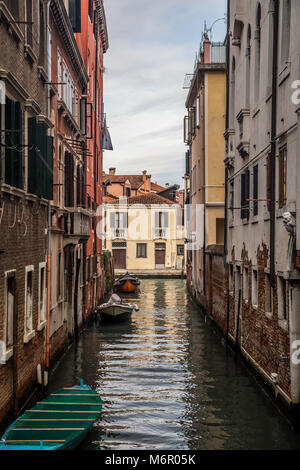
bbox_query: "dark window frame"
[136,243,147,259]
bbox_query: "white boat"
[97,294,139,323]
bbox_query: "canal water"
[49,279,300,450]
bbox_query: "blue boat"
[0,380,102,450]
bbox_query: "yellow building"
[184,37,226,305]
[103,193,185,273]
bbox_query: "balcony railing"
[210,43,226,63]
[64,208,90,240]
[153,228,168,239]
[112,228,127,239]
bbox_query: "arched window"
[39,1,45,67]
[254,3,261,102]
[268,1,275,89]
[246,25,251,107]
[230,57,236,128]
[281,0,291,64]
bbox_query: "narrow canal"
[49,279,300,450]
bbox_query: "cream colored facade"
[103,198,185,272]
[184,38,226,302]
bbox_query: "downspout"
[270,0,279,287]
[93,13,99,302]
[225,0,230,347]
[45,0,51,385]
[224,0,230,265]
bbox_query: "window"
[110,212,128,229]
[281,0,291,65]
[28,118,53,200]
[229,264,234,293]
[39,1,45,67]
[278,276,288,321]
[246,25,251,106]
[26,0,33,48]
[278,146,287,208]
[4,97,23,189]
[254,4,261,102]
[136,243,147,258]
[196,96,200,128]
[65,152,74,207]
[243,267,249,302]
[57,252,62,300]
[266,153,271,212]
[4,0,19,19]
[189,107,196,138]
[230,57,235,128]
[125,187,131,197]
[38,262,46,328]
[5,271,15,353]
[155,211,168,238]
[253,164,258,216]
[265,273,272,314]
[69,0,81,33]
[252,268,258,308]
[24,266,34,342]
[177,245,184,256]
[216,218,224,244]
[241,170,250,219]
[88,0,93,22]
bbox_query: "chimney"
[142,170,147,182]
[109,167,116,175]
[203,34,211,64]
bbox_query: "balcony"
[112,228,127,240]
[153,228,168,239]
[64,208,90,243]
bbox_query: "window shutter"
[46,135,53,200]
[64,152,74,207]
[241,173,245,219]
[155,212,160,228]
[5,97,14,186]
[110,212,116,229]
[163,212,169,227]
[35,123,47,197]
[69,0,81,33]
[253,165,258,215]
[28,117,36,194]
[245,170,250,219]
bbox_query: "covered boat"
[0,380,102,450]
[97,293,139,323]
[114,272,140,293]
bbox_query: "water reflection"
[49,279,300,450]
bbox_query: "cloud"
[102,0,227,187]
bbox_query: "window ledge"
[24,44,37,64]
[38,65,48,82]
[252,304,258,310]
[24,330,35,344]
[251,215,259,224]
[242,219,249,225]
[0,347,13,364]
[244,299,249,305]
[37,320,47,332]
[252,106,260,119]
[0,4,23,43]
[278,319,288,331]
[265,312,273,320]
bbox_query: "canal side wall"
[187,245,297,426]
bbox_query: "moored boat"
[97,293,139,323]
[114,272,140,293]
[0,380,102,451]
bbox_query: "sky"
[103,0,227,187]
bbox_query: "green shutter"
[5,99,23,188]
[15,101,22,189]
[5,97,14,185]
[46,135,53,200]
[28,117,37,194]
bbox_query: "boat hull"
[0,383,102,451]
[100,305,133,323]
[117,280,138,293]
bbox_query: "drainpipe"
[45,200,51,380]
[270,0,279,287]
[44,0,51,385]
[93,14,99,298]
[224,0,230,265]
